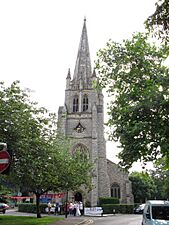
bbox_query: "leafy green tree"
[150,158,169,199]
[0,178,13,203]
[145,0,169,42]
[129,172,157,203]
[55,145,93,218]
[0,81,92,218]
[95,32,169,169]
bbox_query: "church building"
[57,19,133,206]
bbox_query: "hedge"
[18,203,48,214]
[101,204,134,214]
[99,197,119,205]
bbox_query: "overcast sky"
[0,0,157,171]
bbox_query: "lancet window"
[83,94,88,111]
[111,183,121,199]
[73,96,79,112]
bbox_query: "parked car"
[134,203,145,214]
[0,203,9,214]
[142,200,169,225]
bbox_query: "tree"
[0,177,14,203]
[145,0,169,42]
[11,134,92,218]
[55,145,93,218]
[0,81,92,218]
[129,172,156,203]
[150,158,169,199]
[95,32,169,169]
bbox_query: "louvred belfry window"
[73,96,79,112]
[83,95,88,111]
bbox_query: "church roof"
[73,18,92,84]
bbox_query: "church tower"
[58,18,110,206]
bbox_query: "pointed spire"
[73,18,92,85]
[92,68,96,77]
[66,68,71,79]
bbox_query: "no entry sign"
[0,150,11,173]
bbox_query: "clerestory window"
[83,95,88,111]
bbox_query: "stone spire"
[73,18,92,86]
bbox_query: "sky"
[0,0,157,171]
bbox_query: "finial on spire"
[84,16,86,22]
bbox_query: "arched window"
[72,144,89,161]
[73,96,79,112]
[111,183,120,199]
[83,95,88,111]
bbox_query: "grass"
[0,215,63,225]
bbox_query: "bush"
[101,204,134,214]
[18,203,47,214]
[85,201,91,207]
[99,197,119,205]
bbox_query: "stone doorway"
[74,192,82,202]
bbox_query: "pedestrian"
[54,202,59,215]
[68,202,73,215]
[72,202,76,216]
[76,201,81,216]
[79,201,83,216]
[47,202,52,215]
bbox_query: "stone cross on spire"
[73,18,92,86]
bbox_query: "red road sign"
[0,150,11,173]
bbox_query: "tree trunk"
[36,193,42,218]
[65,191,68,218]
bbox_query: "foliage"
[0,81,92,218]
[0,178,13,198]
[99,197,119,205]
[55,144,93,192]
[0,215,63,225]
[145,0,169,42]
[18,203,48,214]
[0,80,58,217]
[150,158,169,199]
[129,172,157,203]
[101,204,134,214]
[95,32,169,169]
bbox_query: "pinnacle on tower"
[66,68,71,79]
[92,68,96,77]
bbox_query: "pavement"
[49,216,92,225]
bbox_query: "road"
[86,214,142,225]
[5,209,143,225]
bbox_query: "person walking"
[54,202,59,215]
[47,202,52,215]
[72,202,76,216]
[69,202,73,215]
[76,201,81,216]
[79,201,83,216]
